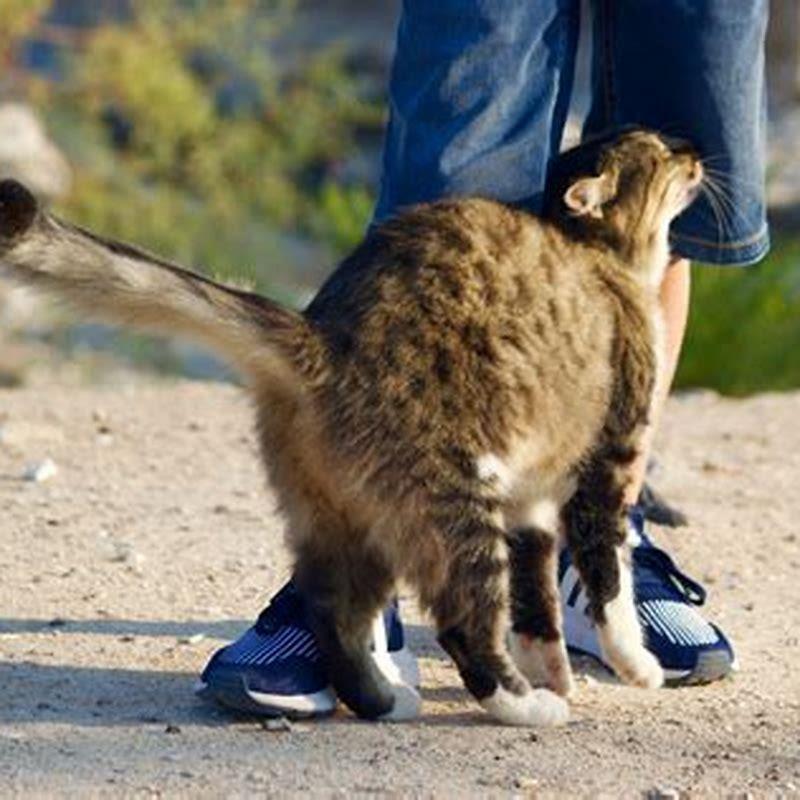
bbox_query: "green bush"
[677,238,800,395]
[33,0,382,301]
[8,2,800,394]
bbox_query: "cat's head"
[544,128,703,283]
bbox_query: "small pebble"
[108,540,145,571]
[23,458,58,483]
[261,717,292,733]
[178,633,206,645]
[647,789,680,800]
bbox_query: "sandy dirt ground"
[1,377,798,798]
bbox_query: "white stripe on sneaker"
[638,603,673,642]
[292,639,319,660]
[232,638,273,665]
[665,601,696,646]
[262,630,314,665]
[228,628,267,661]
[256,629,305,665]
[242,628,295,665]
[639,600,719,646]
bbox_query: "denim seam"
[670,222,769,251]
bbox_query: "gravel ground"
[1,378,799,798]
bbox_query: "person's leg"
[624,256,691,506]
[375,0,581,221]
[586,0,769,495]
[561,0,769,685]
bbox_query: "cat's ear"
[563,175,615,218]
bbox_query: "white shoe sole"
[196,645,420,718]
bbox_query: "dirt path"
[1,378,798,797]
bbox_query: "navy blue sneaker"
[196,582,419,717]
[560,509,736,686]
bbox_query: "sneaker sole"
[196,645,420,718]
[662,648,733,687]
[195,675,337,719]
[568,645,733,687]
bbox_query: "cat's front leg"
[593,540,663,689]
[562,453,663,690]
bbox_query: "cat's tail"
[0,179,320,387]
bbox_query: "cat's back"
[307,197,567,333]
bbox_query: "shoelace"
[634,536,707,606]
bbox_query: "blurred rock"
[0,104,72,369]
[0,103,72,200]
[23,458,58,483]
[261,717,293,733]
[178,633,206,645]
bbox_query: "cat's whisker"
[699,152,730,166]
[699,182,731,243]
[703,164,763,195]
[699,182,727,242]
[702,176,736,218]
[701,173,750,233]
[706,178,740,232]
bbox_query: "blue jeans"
[374,0,769,266]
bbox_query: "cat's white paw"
[597,552,663,689]
[378,683,422,722]
[509,633,575,697]
[481,686,569,727]
[605,645,664,689]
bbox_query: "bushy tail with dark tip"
[0,179,316,386]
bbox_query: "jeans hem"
[670,226,770,266]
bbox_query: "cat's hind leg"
[426,504,569,727]
[294,537,420,721]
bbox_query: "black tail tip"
[0,179,38,242]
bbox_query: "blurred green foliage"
[0,0,49,56]
[4,2,800,393]
[677,239,800,395]
[18,0,382,299]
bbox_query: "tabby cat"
[0,129,703,726]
